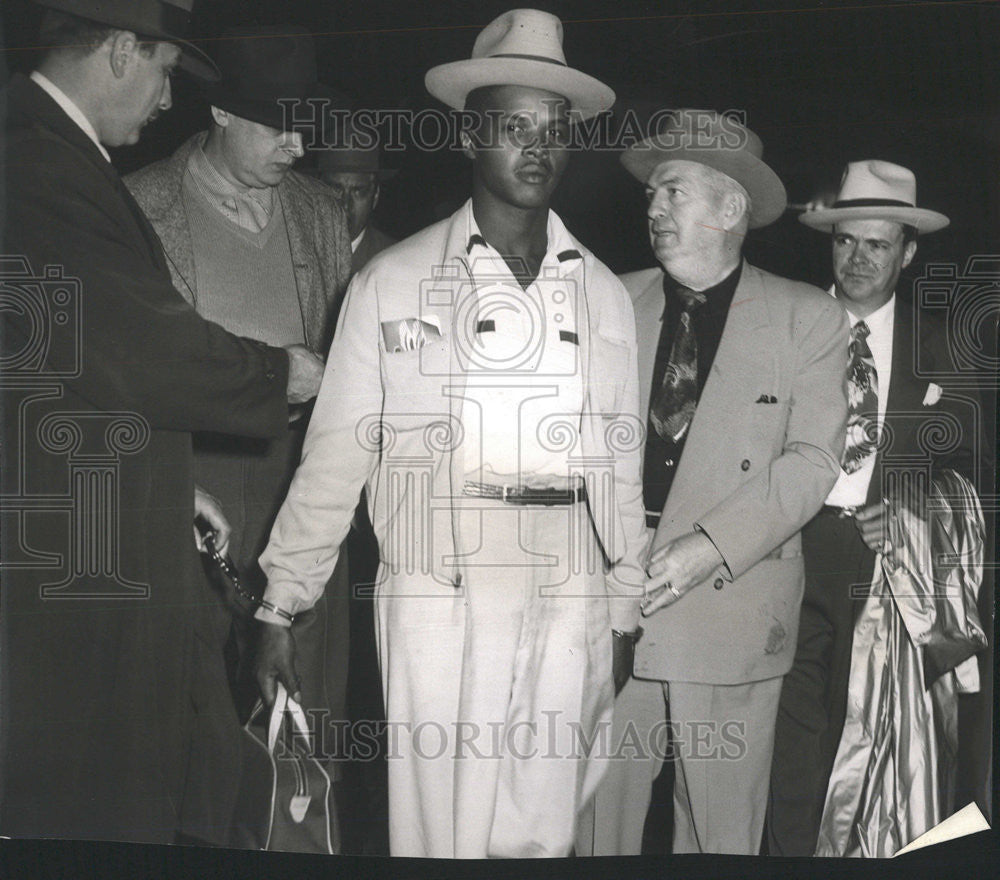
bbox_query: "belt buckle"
[839,505,859,519]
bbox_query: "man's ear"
[722,190,749,232]
[210,106,230,128]
[901,239,917,270]
[107,31,138,79]
[460,129,477,162]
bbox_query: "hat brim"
[302,165,399,182]
[425,58,615,120]
[621,142,788,229]
[316,160,399,181]
[169,39,219,82]
[206,83,331,131]
[32,0,219,80]
[799,205,949,234]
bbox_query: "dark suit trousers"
[766,510,876,856]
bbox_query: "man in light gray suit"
[580,109,849,854]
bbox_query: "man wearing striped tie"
[767,160,980,855]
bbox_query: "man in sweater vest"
[125,26,354,844]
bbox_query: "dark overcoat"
[0,74,289,843]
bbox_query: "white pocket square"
[922,383,943,406]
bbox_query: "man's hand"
[612,630,638,696]
[285,344,326,405]
[256,622,301,706]
[855,499,897,560]
[641,530,724,617]
[194,484,230,557]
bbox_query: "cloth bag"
[815,469,988,857]
[229,683,341,853]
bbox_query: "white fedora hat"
[621,109,787,229]
[425,9,615,120]
[800,160,949,233]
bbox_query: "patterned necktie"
[650,287,707,443]
[225,189,273,233]
[841,320,879,473]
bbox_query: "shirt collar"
[351,228,366,253]
[187,136,275,215]
[662,261,743,320]
[461,199,583,275]
[829,285,896,334]
[30,71,111,163]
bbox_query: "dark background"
[4,0,999,282]
[2,0,998,874]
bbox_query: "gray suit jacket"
[627,262,849,684]
[126,133,352,352]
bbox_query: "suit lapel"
[884,297,923,415]
[16,76,171,276]
[115,181,171,275]
[867,296,926,503]
[129,136,201,304]
[280,177,323,350]
[634,270,666,419]
[681,263,771,449]
[351,231,372,276]
[657,264,772,532]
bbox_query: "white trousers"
[375,498,613,857]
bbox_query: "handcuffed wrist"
[254,602,294,627]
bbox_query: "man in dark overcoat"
[0,0,324,844]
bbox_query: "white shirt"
[350,229,366,253]
[825,290,895,508]
[460,208,585,484]
[30,71,111,163]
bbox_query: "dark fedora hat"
[317,120,397,181]
[31,0,219,80]
[205,25,329,132]
[318,145,398,181]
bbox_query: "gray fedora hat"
[425,9,615,120]
[621,109,787,229]
[799,160,949,234]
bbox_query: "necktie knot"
[677,287,708,312]
[852,320,870,342]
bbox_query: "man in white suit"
[253,10,648,858]
[581,110,849,854]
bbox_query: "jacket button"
[740,458,751,471]
[714,577,724,590]
[266,369,276,381]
